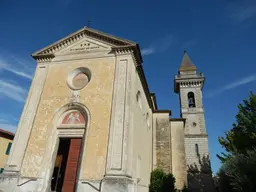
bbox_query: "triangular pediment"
[55,37,111,55]
[32,27,142,60]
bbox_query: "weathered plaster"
[154,113,172,173]
[5,65,48,173]
[21,57,115,180]
[106,52,153,192]
[130,63,152,189]
[170,121,187,189]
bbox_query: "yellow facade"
[21,57,115,179]
[0,133,13,170]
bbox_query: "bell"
[189,97,194,104]
[189,97,195,107]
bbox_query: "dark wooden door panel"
[62,138,82,192]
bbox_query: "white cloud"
[141,47,155,56]
[0,58,33,80]
[0,123,17,133]
[0,79,27,102]
[228,0,256,23]
[0,114,19,132]
[141,34,174,56]
[0,119,8,123]
[206,74,256,98]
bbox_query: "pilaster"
[106,53,133,177]
[4,64,49,174]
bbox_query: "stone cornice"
[112,45,142,65]
[32,53,55,62]
[169,118,186,122]
[31,27,142,64]
[136,65,154,110]
[169,118,186,126]
[154,110,172,116]
[174,75,205,93]
[184,134,208,138]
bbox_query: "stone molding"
[32,54,55,62]
[181,108,205,114]
[106,56,133,177]
[36,102,90,191]
[32,27,142,64]
[110,59,128,170]
[174,74,205,93]
[154,109,172,116]
[184,134,208,138]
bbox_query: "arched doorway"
[51,110,86,192]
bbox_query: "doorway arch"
[40,103,90,191]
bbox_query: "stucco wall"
[153,113,172,173]
[21,56,115,180]
[131,61,152,191]
[0,137,12,169]
[170,121,187,189]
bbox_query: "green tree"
[217,92,256,162]
[218,149,256,192]
[217,92,256,192]
[217,167,234,192]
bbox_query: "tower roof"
[179,51,197,72]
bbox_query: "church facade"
[0,27,214,192]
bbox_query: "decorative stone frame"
[66,67,91,90]
[38,103,90,191]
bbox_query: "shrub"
[149,169,166,192]
[149,169,176,192]
[181,184,188,192]
[162,173,176,192]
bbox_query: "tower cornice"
[174,74,205,93]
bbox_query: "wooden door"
[62,138,82,192]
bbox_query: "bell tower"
[174,51,214,191]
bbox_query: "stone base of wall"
[0,174,142,192]
[0,173,41,192]
[101,176,135,192]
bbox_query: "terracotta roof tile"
[0,129,15,140]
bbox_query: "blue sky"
[0,0,256,174]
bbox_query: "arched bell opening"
[188,92,196,108]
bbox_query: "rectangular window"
[0,168,3,174]
[195,144,199,156]
[5,142,12,155]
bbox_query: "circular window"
[67,68,91,90]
